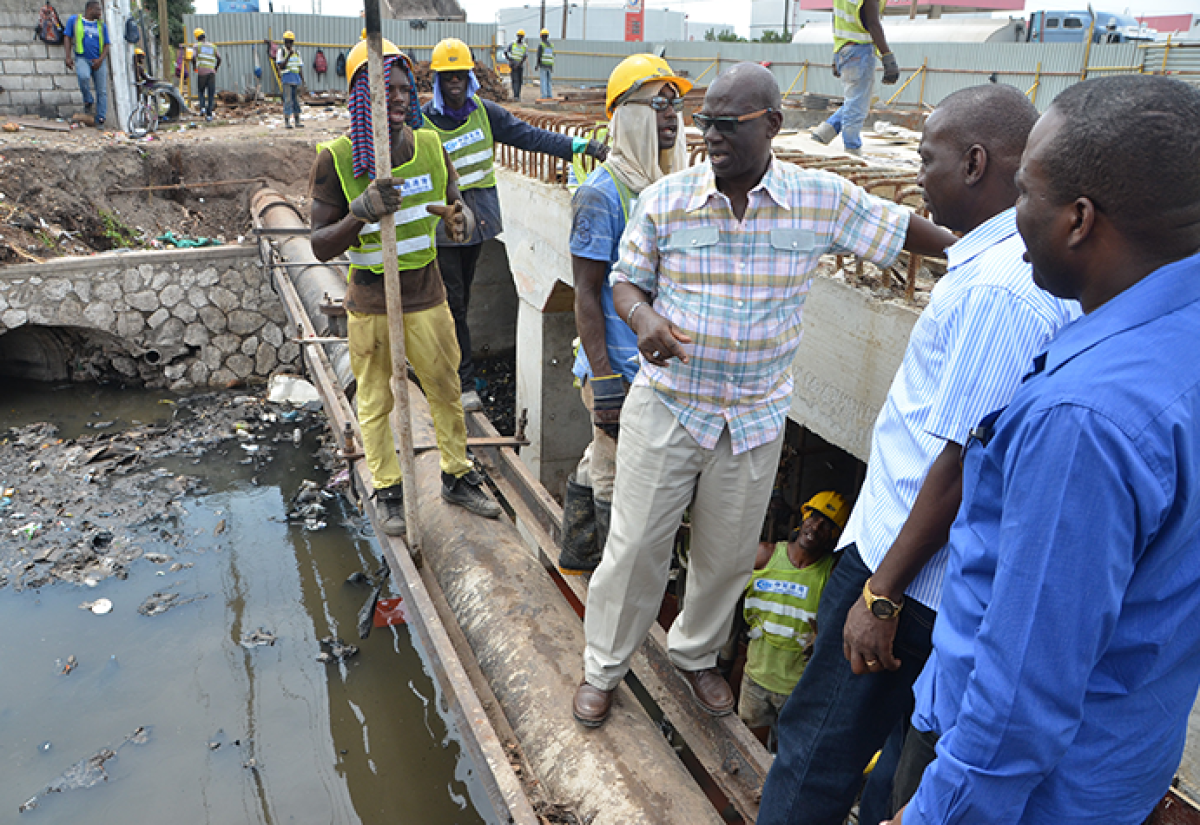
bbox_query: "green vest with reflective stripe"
[195,43,218,70]
[284,49,303,75]
[743,545,834,695]
[73,15,103,55]
[540,42,554,67]
[833,0,886,53]
[423,98,495,191]
[319,131,448,273]
[508,41,526,62]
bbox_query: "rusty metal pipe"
[250,188,354,391]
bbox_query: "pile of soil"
[412,61,510,102]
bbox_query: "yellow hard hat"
[516,29,525,36]
[605,53,693,119]
[801,491,849,531]
[431,38,474,71]
[360,28,366,40]
[134,47,145,56]
[283,30,295,40]
[193,27,204,39]
[345,37,402,90]
[540,28,549,36]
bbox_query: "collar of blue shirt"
[945,207,1018,270]
[1042,248,1200,377]
[685,156,791,215]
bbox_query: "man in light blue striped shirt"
[759,85,1080,825]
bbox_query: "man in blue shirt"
[759,85,1078,825]
[557,54,690,574]
[889,74,1200,825]
[63,0,109,128]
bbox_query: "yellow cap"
[345,37,403,91]
[801,491,850,530]
[431,38,474,72]
[193,27,204,39]
[605,53,693,119]
[283,30,295,40]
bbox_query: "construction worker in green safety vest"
[62,0,109,127]
[191,28,222,122]
[809,0,899,155]
[536,28,554,99]
[740,491,847,749]
[503,30,527,101]
[309,39,503,538]
[421,37,608,412]
[556,53,689,576]
[276,31,304,128]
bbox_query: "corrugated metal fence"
[182,14,497,95]
[180,13,1198,109]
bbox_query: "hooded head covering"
[605,80,688,195]
[348,52,422,179]
[431,69,482,121]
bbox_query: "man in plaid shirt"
[573,62,956,727]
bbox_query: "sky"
[195,0,1198,36]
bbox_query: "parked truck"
[1026,10,1156,43]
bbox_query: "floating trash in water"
[19,726,150,812]
[137,591,206,617]
[316,636,358,663]
[58,655,77,675]
[239,628,277,649]
[80,598,113,615]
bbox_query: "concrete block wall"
[0,0,91,118]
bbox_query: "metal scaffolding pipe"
[251,188,354,392]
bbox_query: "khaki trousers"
[348,304,472,490]
[583,385,784,690]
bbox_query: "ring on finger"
[651,350,661,358]
[865,659,878,667]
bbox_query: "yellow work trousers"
[348,303,471,490]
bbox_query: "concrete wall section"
[468,238,519,358]
[0,245,301,389]
[0,0,92,119]
[788,276,918,463]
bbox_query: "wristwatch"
[863,579,904,620]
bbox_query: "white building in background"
[496,5,734,42]
[750,0,830,39]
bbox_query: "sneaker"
[810,121,837,145]
[205,113,213,122]
[441,469,501,518]
[375,484,406,537]
[461,389,483,412]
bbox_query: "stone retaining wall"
[0,244,301,389]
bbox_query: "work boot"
[285,116,294,129]
[294,114,303,128]
[84,101,93,114]
[375,483,406,537]
[572,680,615,727]
[461,389,483,412]
[811,121,837,145]
[677,666,735,717]
[441,469,502,518]
[558,477,598,574]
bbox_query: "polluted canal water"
[0,381,495,823]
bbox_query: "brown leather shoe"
[677,666,735,716]
[572,680,615,727]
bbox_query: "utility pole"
[561,0,568,38]
[539,0,545,32]
[157,0,169,81]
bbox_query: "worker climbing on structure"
[308,38,502,537]
[421,37,609,411]
[277,30,304,128]
[557,53,689,574]
[191,28,221,122]
[809,0,899,155]
[504,30,527,102]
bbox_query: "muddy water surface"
[0,382,494,824]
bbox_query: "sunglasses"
[626,95,685,113]
[692,108,776,135]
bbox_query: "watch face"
[870,599,896,620]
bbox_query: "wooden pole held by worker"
[363,0,423,565]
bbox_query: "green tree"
[704,28,748,42]
[758,29,791,42]
[141,0,195,50]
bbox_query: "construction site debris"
[18,726,150,814]
[316,636,358,663]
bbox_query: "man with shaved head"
[572,62,956,728]
[881,74,1200,825]
[760,83,1079,825]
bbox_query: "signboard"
[624,0,644,41]
[219,0,259,11]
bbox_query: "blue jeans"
[75,57,108,123]
[757,544,936,825]
[281,82,301,117]
[539,67,552,99]
[825,44,875,150]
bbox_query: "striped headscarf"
[349,52,422,179]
